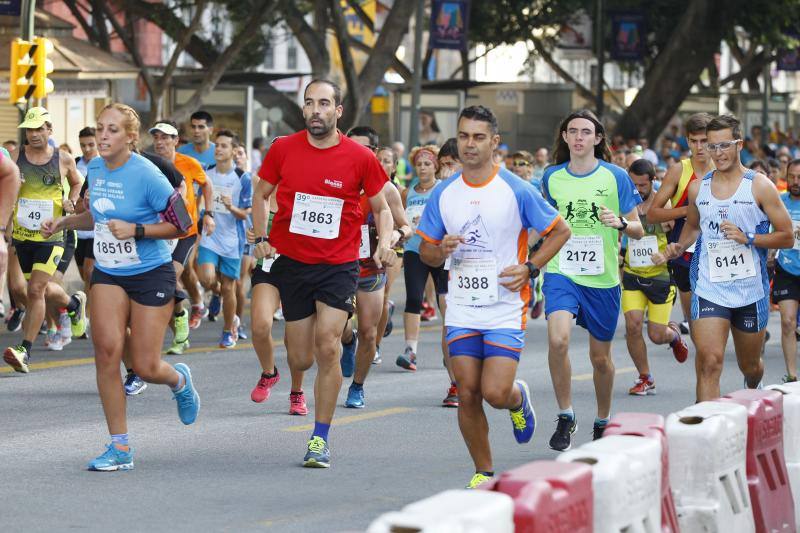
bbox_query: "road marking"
[572,366,636,381]
[282,407,414,432]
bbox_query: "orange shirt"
[173,153,207,237]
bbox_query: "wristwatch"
[134,223,145,240]
[204,211,214,218]
[254,236,269,245]
[525,261,540,280]
[617,217,628,231]
[746,232,755,246]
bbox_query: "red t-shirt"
[259,131,386,264]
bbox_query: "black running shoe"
[593,421,607,440]
[6,308,24,332]
[549,414,577,451]
[679,321,689,334]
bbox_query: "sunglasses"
[706,140,740,153]
[512,160,531,167]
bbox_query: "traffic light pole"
[21,0,34,40]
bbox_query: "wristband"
[525,261,540,280]
[205,211,214,218]
[134,223,145,240]
[254,236,269,245]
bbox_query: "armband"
[161,191,193,233]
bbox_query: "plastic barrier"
[766,382,800,527]
[666,401,754,533]
[604,413,680,533]
[478,460,592,533]
[558,435,661,532]
[366,489,514,533]
[720,389,796,533]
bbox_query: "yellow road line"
[573,366,636,381]
[282,407,415,432]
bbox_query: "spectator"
[532,147,549,182]
[639,137,659,165]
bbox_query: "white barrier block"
[766,382,800,527]
[366,489,514,533]
[666,401,754,533]
[557,435,661,533]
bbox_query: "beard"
[306,116,335,138]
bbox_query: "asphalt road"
[0,275,792,532]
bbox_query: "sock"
[594,417,609,427]
[263,367,278,378]
[171,371,185,392]
[174,308,186,318]
[451,381,456,387]
[669,330,679,347]
[111,433,129,449]
[290,389,303,395]
[477,470,494,477]
[21,340,32,352]
[126,368,134,374]
[405,339,418,352]
[558,406,574,419]
[66,295,80,313]
[351,381,363,391]
[511,382,524,411]
[312,421,330,441]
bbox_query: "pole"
[18,0,36,143]
[761,48,770,145]
[595,0,604,119]
[408,0,424,149]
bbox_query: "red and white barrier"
[720,389,796,533]
[366,489,514,533]
[666,401,754,533]
[558,435,661,532]
[767,381,800,527]
[604,412,680,533]
[479,460,593,533]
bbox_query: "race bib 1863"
[289,193,344,239]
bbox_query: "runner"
[196,129,251,348]
[654,114,793,401]
[233,142,254,340]
[3,107,88,373]
[620,159,689,396]
[375,146,402,363]
[40,103,199,471]
[647,113,714,334]
[177,110,216,169]
[73,127,99,296]
[417,105,570,488]
[150,120,215,355]
[0,143,21,285]
[774,158,800,383]
[438,138,461,179]
[253,79,394,467]
[542,109,644,451]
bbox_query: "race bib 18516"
[94,222,141,268]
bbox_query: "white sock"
[171,371,185,392]
[405,340,418,352]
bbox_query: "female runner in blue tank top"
[41,103,199,471]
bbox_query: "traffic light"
[8,36,54,103]
[32,37,54,99]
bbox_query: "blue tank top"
[690,169,770,307]
[405,180,439,254]
[778,192,800,276]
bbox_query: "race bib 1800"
[559,235,604,276]
[289,193,344,239]
[628,235,658,268]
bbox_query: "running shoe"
[58,311,72,346]
[420,301,435,321]
[6,307,24,332]
[173,363,200,425]
[743,377,764,390]
[220,330,237,349]
[667,322,689,363]
[289,391,308,416]
[273,308,284,321]
[3,344,29,373]
[166,339,189,355]
[68,291,88,338]
[510,380,536,444]
[231,315,241,343]
[251,369,280,403]
[174,309,190,345]
[189,305,207,329]
[372,347,382,365]
[39,321,47,335]
[208,294,221,322]
[593,421,607,440]
[383,300,395,338]
[679,321,690,334]
[0,301,4,319]
[124,372,147,396]
[549,414,577,452]
[395,347,417,371]
[45,330,63,351]
[530,300,543,319]
[466,473,492,489]
[302,436,330,468]
[340,329,357,378]
[629,374,656,396]
[236,317,248,340]
[442,384,459,407]
[345,384,365,408]
[87,444,134,472]
[783,374,798,383]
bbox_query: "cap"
[149,122,179,136]
[18,107,51,129]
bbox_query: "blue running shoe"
[208,294,221,321]
[124,371,147,396]
[510,379,536,444]
[237,320,248,341]
[340,329,357,378]
[173,363,200,425]
[303,436,330,468]
[345,384,365,408]
[220,330,237,349]
[87,444,134,471]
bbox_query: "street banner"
[557,11,592,50]
[430,0,470,50]
[609,11,646,61]
[777,34,800,71]
[0,0,20,16]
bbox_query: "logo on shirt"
[595,188,608,196]
[324,178,343,189]
[563,198,601,229]
[733,200,753,205]
[92,197,116,214]
[42,174,56,186]
[698,200,710,206]
[459,215,490,250]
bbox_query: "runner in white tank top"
[653,114,793,402]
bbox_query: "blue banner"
[609,12,646,61]
[777,34,800,71]
[430,0,470,51]
[0,0,20,16]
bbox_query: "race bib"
[707,239,755,283]
[406,204,424,231]
[628,235,658,268]
[165,238,179,254]
[289,193,344,239]
[358,224,370,259]
[261,253,280,273]
[449,257,498,306]
[212,186,234,214]
[94,223,141,268]
[559,235,604,275]
[17,198,53,231]
[792,220,800,251]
